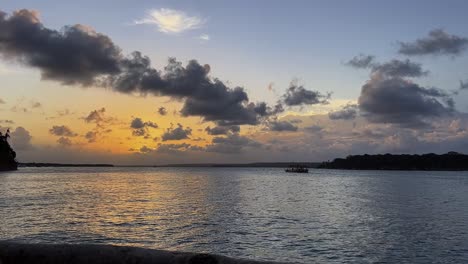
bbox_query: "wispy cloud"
[199,34,210,41]
[134,8,204,34]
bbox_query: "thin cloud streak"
[134,8,205,34]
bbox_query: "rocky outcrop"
[0,130,18,171]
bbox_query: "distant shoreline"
[19,163,114,167]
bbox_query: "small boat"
[285,165,309,173]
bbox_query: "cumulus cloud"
[398,29,468,56]
[346,54,376,69]
[134,8,204,34]
[358,74,454,127]
[10,126,33,150]
[157,107,167,115]
[0,9,272,126]
[130,117,158,137]
[371,59,428,78]
[266,120,298,132]
[49,125,77,137]
[329,104,359,120]
[161,123,192,141]
[283,82,330,106]
[205,125,240,135]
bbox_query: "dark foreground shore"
[0,243,291,264]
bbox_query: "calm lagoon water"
[1,167,468,263]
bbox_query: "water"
[1,167,468,263]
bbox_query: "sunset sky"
[2,0,468,165]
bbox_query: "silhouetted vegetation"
[0,129,18,171]
[19,163,114,167]
[319,152,468,171]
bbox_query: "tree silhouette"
[0,129,18,171]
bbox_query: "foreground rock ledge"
[0,243,291,264]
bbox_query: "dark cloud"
[346,54,376,69]
[303,125,323,133]
[266,120,298,132]
[155,143,192,154]
[0,9,272,126]
[10,126,33,150]
[49,125,77,137]
[329,104,359,120]
[283,82,330,106]
[205,125,240,135]
[460,80,468,90]
[371,59,428,78]
[57,136,72,147]
[83,108,107,124]
[398,29,468,56]
[85,131,97,143]
[0,10,121,84]
[139,146,153,153]
[161,123,192,141]
[358,74,454,127]
[157,107,167,115]
[205,134,262,154]
[130,117,158,137]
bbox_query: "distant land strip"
[19,163,114,167]
[318,152,468,171]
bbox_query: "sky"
[2,0,468,165]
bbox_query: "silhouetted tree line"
[318,152,468,171]
[0,129,18,171]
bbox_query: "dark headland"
[0,130,18,171]
[318,152,468,171]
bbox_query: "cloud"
[30,100,42,108]
[134,8,204,34]
[130,117,158,137]
[0,98,5,104]
[49,125,78,137]
[139,145,153,153]
[0,120,14,124]
[10,126,33,150]
[161,123,192,141]
[0,9,272,126]
[371,59,428,78]
[199,34,210,41]
[303,125,323,133]
[358,74,454,127]
[83,108,107,124]
[205,134,262,154]
[346,54,376,69]
[283,82,330,106]
[266,120,298,132]
[205,125,240,135]
[0,10,121,85]
[57,136,72,147]
[329,104,359,120]
[460,80,468,90]
[85,131,97,143]
[157,107,167,115]
[398,29,468,56]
